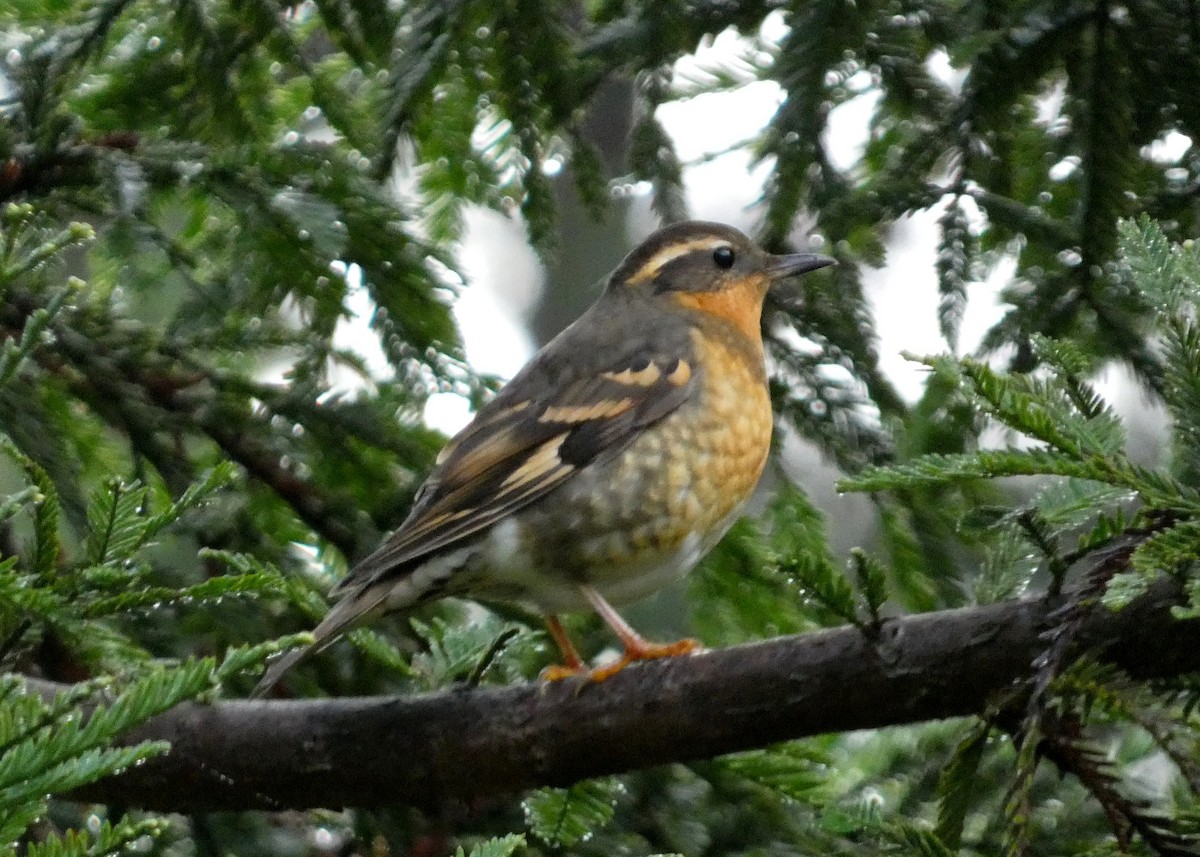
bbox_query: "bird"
[252,220,834,697]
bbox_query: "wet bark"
[42,578,1200,812]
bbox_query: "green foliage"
[0,448,279,852]
[845,448,1107,493]
[715,743,827,803]
[0,659,215,847]
[24,817,171,857]
[0,277,83,392]
[934,720,990,851]
[0,205,95,291]
[848,548,888,625]
[630,69,687,225]
[409,614,539,689]
[936,195,976,352]
[86,463,234,566]
[838,221,1200,855]
[694,486,906,640]
[1119,216,1200,481]
[690,491,830,644]
[522,779,621,848]
[891,823,957,857]
[458,834,526,857]
[772,489,859,627]
[3,0,1200,855]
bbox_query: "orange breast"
[683,326,773,528]
[488,321,774,608]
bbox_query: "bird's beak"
[765,252,837,281]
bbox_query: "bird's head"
[606,220,835,343]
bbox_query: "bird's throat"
[670,285,767,357]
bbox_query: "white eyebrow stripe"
[626,237,731,284]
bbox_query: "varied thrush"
[253,221,834,696]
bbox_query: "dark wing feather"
[252,297,699,697]
[251,344,694,698]
[337,314,698,594]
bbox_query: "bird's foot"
[590,637,702,682]
[540,637,702,684]
[539,662,589,682]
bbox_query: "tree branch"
[46,579,1200,812]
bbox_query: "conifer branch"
[1,288,377,560]
[39,577,1200,813]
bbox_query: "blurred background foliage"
[2,0,1200,855]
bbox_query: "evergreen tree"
[2,1,1200,855]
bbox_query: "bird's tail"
[249,582,392,699]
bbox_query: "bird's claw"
[540,637,702,684]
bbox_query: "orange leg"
[580,584,701,682]
[540,615,588,681]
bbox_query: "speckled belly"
[473,328,773,613]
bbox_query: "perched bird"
[253,221,834,696]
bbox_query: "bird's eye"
[713,246,735,269]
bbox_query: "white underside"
[468,504,746,613]
[381,546,472,611]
